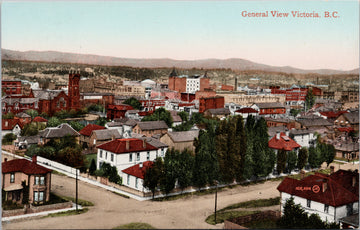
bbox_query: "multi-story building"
[168,69,210,94]
[2,80,22,95]
[199,96,224,113]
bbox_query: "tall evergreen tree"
[276,149,287,174]
[297,147,309,170]
[308,146,322,168]
[177,148,194,191]
[160,148,178,195]
[143,157,164,199]
[287,151,297,174]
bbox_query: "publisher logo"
[312,185,320,193]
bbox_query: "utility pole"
[214,180,219,224]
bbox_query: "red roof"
[108,104,134,111]
[235,108,259,114]
[2,159,52,175]
[122,161,154,179]
[32,116,48,122]
[97,138,158,154]
[268,132,301,151]
[337,127,354,133]
[2,119,24,130]
[79,124,105,136]
[138,111,150,116]
[277,170,358,207]
[320,111,348,119]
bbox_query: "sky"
[1,1,359,71]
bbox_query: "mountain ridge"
[2,49,358,75]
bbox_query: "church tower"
[68,69,81,111]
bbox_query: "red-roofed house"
[319,111,348,120]
[96,138,166,173]
[106,104,134,120]
[268,132,301,152]
[2,119,24,137]
[277,170,359,223]
[2,156,52,204]
[122,161,153,192]
[234,107,259,119]
[32,116,48,124]
[79,124,106,153]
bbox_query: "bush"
[2,133,17,145]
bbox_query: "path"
[2,174,281,229]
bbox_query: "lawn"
[113,222,156,229]
[219,197,280,212]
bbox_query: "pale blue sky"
[1,1,359,70]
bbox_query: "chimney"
[300,170,306,180]
[285,129,289,137]
[322,179,328,192]
[352,175,356,187]
[143,140,146,148]
[111,135,115,140]
[139,162,143,168]
[276,131,280,140]
[330,166,335,174]
[126,140,130,150]
[4,158,7,162]
[32,155,37,164]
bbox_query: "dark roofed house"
[277,169,359,224]
[295,118,332,130]
[133,121,168,137]
[79,124,106,153]
[90,129,122,154]
[160,130,199,153]
[335,111,359,132]
[39,123,79,145]
[2,156,52,204]
[204,108,230,119]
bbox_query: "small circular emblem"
[312,185,320,193]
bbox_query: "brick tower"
[68,69,81,111]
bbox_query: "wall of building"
[199,96,224,113]
[219,93,286,106]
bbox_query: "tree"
[69,121,85,132]
[89,159,97,175]
[308,146,322,169]
[276,149,287,174]
[160,148,178,195]
[297,147,308,170]
[290,109,301,117]
[95,117,108,126]
[287,151,297,174]
[142,108,173,127]
[21,123,39,136]
[2,133,17,145]
[318,143,336,167]
[143,157,164,199]
[58,146,84,167]
[2,112,14,119]
[25,109,38,119]
[47,117,62,127]
[123,97,141,110]
[177,149,194,191]
[305,88,315,110]
[177,111,189,123]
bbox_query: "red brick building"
[68,72,81,111]
[107,104,134,120]
[255,102,286,116]
[199,96,225,113]
[139,99,165,112]
[2,80,22,95]
[168,69,211,94]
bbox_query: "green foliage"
[276,149,287,174]
[54,110,72,119]
[21,123,42,136]
[144,157,164,199]
[287,151,297,174]
[308,146,322,168]
[297,147,308,170]
[69,121,85,131]
[95,117,108,126]
[160,149,178,195]
[290,109,302,117]
[206,210,260,225]
[89,159,97,175]
[123,97,141,110]
[177,149,194,191]
[47,117,62,127]
[278,197,340,229]
[113,222,156,229]
[98,163,122,185]
[177,111,189,123]
[2,133,17,145]
[87,103,105,112]
[219,197,280,211]
[25,109,39,119]
[305,88,315,110]
[142,108,173,127]
[319,143,336,167]
[2,112,15,119]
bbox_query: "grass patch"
[42,208,88,218]
[61,195,94,206]
[288,168,331,180]
[206,210,259,225]
[113,222,156,229]
[152,186,225,202]
[52,170,67,176]
[112,191,130,199]
[243,218,280,229]
[84,154,97,168]
[219,197,280,212]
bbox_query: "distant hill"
[2,49,358,75]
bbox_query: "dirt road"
[3,174,281,229]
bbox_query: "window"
[10,173,15,183]
[105,152,107,159]
[100,150,102,158]
[34,191,38,202]
[35,176,39,185]
[40,176,45,185]
[324,204,329,213]
[127,175,130,185]
[161,148,164,157]
[39,191,44,201]
[307,199,311,208]
[135,178,138,188]
[129,153,133,162]
[111,154,114,162]
[136,153,140,161]
[147,152,150,160]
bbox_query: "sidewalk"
[1,203,83,222]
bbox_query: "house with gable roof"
[39,123,80,145]
[79,124,106,152]
[2,119,24,137]
[133,120,168,137]
[2,156,52,204]
[277,169,359,224]
[122,161,153,192]
[268,131,301,153]
[160,130,199,153]
[335,110,359,132]
[90,129,122,153]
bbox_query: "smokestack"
[330,166,335,174]
[276,132,280,140]
[32,155,37,164]
[235,77,238,92]
[300,170,306,180]
[143,140,146,148]
[126,140,130,150]
[322,179,328,192]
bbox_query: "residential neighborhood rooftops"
[206,108,230,115]
[15,112,31,118]
[297,118,332,127]
[140,137,168,148]
[256,102,285,109]
[2,119,24,130]
[2,158,52,175]
[97,138,158,154]
[93,129,121,140]
[39,123,79,138]
[342,111,359,124]
[268,132,301,151]
[79,124,105,136]
[122,161,153,179]
[137,121,168,130]
[277,170,358,207]
[167,130,200,143]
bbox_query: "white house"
[122,161,153,192]
[277,169,359,224]
[96,138,166,177]
[289,129,317,148]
